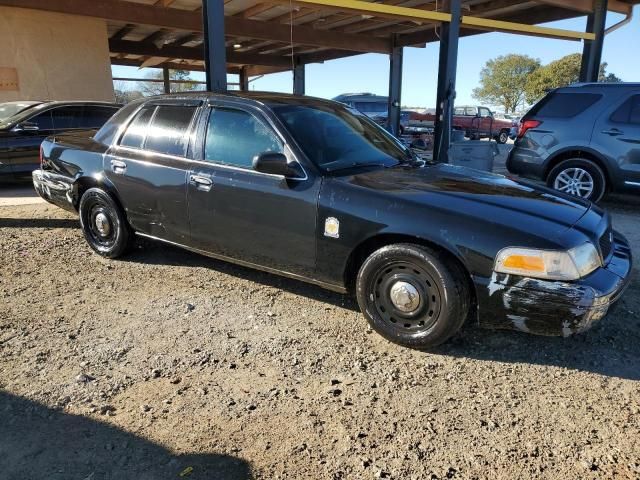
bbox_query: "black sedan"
[32,93,633,348]
[0,100,120,180]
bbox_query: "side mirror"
[252,152,305,179]
[13,121,39,132]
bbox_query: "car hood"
[340,163,590,234]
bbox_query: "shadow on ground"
[0,391,253,480]
[124,240,640,382]
[0,217,78,228]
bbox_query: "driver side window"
[204,108,283,169]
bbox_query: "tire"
[547,158,607,203]
[356,243,471,349]
[79,188,133,258]
[497,130,509,144]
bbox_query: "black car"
[507,83,640,202]
[0,101,121,180]
[33,93,632,348]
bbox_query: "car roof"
[562,82,640,91]
[36,100,122,107]
[145,91,352,109]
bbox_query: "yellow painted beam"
[277,0,596,42]
[461,16,596,41]
[267,0,453,23]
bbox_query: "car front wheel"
[547,158,607,202]
[497,130,509,144]
[356,244,471,349]
[79,187,133,258]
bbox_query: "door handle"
[189,174,213,191]
[111,159,127,174]
[602,128,624,136]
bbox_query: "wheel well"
[344,234,476,306]
[543,150,610,187]
[73,178,127,215]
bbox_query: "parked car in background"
[0,101,121,180]
[404,106,512,144]
[508,83,640,202]
[33,92,632,348]
[332,93,388,119]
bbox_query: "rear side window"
[205,108,283,169]
[51,106,85,129]
[120,107,154,149]
[82,106,118,128]
[611,95,640,125]
[528,92,602,118]
[144,106,196,157]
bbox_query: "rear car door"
[593,91,640,189]
[104,101,200,244]
[187,102,319,277]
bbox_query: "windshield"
[0,102,40,124]
[272,103,410,172]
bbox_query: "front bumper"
[32,169,76,213]
[476,231,633,336]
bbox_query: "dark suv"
[0,101,121,180]
[507,83,640,202]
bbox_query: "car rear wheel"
[356,244,471,349]
[547,159,607,202]
[79,188,133,258]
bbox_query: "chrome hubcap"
[389,281,421,313]
[554,167,594,198]
[94,213,111,236]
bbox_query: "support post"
[387,38,403,137]
[239,67,249,91]
[162,66,171,94]
[580,0,607,83]
[433,0,461,164]
[202,0,227,92]
[293,60,305,96]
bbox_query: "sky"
[112,6,640,111]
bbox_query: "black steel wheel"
[79,188,133,258]
[356,244,470,348]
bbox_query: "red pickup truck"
[405,106,513,144]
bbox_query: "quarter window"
[610,95,640,125]
[120,107,155,149]
[528,93,602,118]
[144,106,196,157]
[204,108,283,169]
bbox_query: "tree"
[524,53,621,104]
[137,69,201,96]
[472,54,541,114]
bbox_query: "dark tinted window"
[528,92,602,118]
[29,110,54,130]
[354,102,387,114]
[611,95,640,125]
[205,108,282,168]
[51,106,85,129]
[144,106,195,156]
[120,106,155,149]
[83,106,118,128]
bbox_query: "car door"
[6,108,55,175]
[478,107,493,137]
[593,92,640,189]
[104,101,200,244]
[187,102,320,277]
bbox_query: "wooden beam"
[111,23,135,40]
[535,0,632,15]
[0,0,390,53]
[109,39,294,67]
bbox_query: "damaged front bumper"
[32,169,76,213]
[476,231,633,336]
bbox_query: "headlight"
[494,243,601,281]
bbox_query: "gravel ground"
[1,201,639,480]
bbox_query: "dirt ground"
[1,199,639,480]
